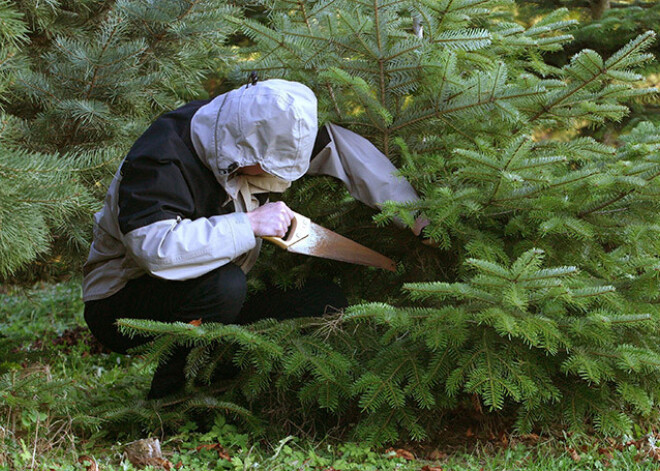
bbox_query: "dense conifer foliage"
[516,0,660,130]
[116,0,660,443]
[0,1,95,277]
[0,0,237,278]
[2,0,660,444]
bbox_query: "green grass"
[1,281,660,470]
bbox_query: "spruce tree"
[0,0,239,280]
[0,1,96,277]
[516,0,660,129]
[114,0,660,443]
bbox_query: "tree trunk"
[590,0,611,19]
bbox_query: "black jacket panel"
[118,99,228,235]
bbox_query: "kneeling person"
[82,79,420,399]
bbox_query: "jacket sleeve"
[307,123,419,227]
[118,156,256,280]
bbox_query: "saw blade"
[285,222,396,272]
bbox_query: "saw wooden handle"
[263,212,311,249]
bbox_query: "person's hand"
[411,216,439,247]
[247,201,295,238]
[411,216,430,237]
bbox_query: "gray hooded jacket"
[82,80,418,302]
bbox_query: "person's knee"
[178,263,247,323]
[84,301,143,354]
[213,263,248,311]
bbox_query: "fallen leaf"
[196,443,232,461]
[466,427,474,437]
[385,448,415,460]
[650,448,660,462]
[421,466,443,471]
[567,447,581,462]
[77,456,98,471]
[606,437,621,450]
[428,449,446,460]
[150,457,173,470]
[189,319,202,326]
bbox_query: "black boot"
[147,346,188,400]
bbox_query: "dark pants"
[84,263,347,398]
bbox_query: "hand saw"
[263,212,396,272]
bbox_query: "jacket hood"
[190,79,318,196]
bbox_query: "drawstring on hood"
[190,79,318,199]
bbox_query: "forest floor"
[2,281,660,471]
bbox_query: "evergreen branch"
[492,169,599,203]
[487,135,529,205]
[578,190,634,218]
[0,159,89,174]
[605,31,656,71]
[483,332,505,409]
[426,349,453,383]
[511,249,544,282]
[436,0,457,31]
[374,409,397,444]
[588,350,660,369]
[297,0,313,32]
[530,83,601,125]
[607,314,652,325]
[432,29,491,50]
[292,338,340,382]
[84,16,122,101]
[14,75,61,104]
[381,0,409,8]
[519,267,578,282]
[406,354,434,408]
[294,0,341,17]
[529,33,655,125]
[304,42,335,70]
[358,359,407,412]
[436,115,478,144]
[511,156,567,171]
[335,12,378,59]
[13,197,86,205]
[384,43,425,62]
[135,0,204,66]
[578,168,660,218]
[455,149,500,170]
[340,64,380,75]
[391,89,544,132]
[404,282,499,304]
[465,258,511,279]
[234,18,307,64]
[373,0,383,54]
[570,286,616,298]
[489,62,503,102]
